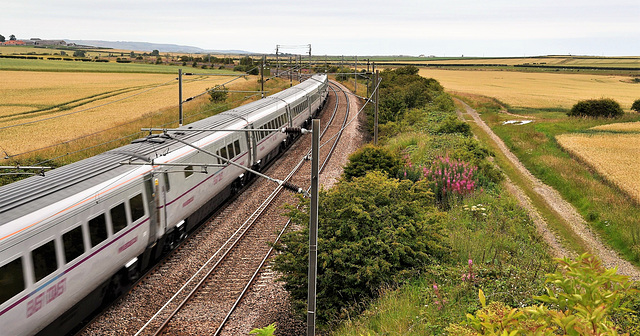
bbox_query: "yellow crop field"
[556,133,640,202]
[591,121,640,132]
[418,68,639,109]
[0,70,243,157]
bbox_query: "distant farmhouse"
[0,38,68,46]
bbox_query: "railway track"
[77,81,354,336]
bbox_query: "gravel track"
[78,81,365,335]
[455,98,640,280]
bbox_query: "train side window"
[62,226,84,263]
[184,165,193,178]
[32,240,57,282]
[234,140,241,156]
[163,173,171,192]
[88,214,108,247]
[220,146,228,160]
[226,143,234,158]
[130,194,145,223]
[111,203,127,234]
[0,258,24,305]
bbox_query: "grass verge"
[458,93,640,264]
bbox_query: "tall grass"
[333,190,553,335]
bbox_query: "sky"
[2,0,639,57]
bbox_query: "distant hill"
[66,40,252,54]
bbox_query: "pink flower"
[468,259,473,266]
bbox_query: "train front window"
[32,240,57,282]
[0,258,24,305]
[88,214,108,247]
[130,193,145,223]
[63,226,85,263]
[111,203,127,234]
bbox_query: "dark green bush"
[273,171,449,323]
[436,115,472,136]
[372,66,446,125]
[631,99,640,113]
[208,87,228,103]
[567,98,624,118]
[233,64,259,75]
[342,144,403,181]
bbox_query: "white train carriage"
[0,74,328,336]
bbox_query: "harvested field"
[591,121,640,132]
[0,70,247,157]
[556,133,640,202]
[418,68,639,109]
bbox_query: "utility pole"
[307,118,320,336]
[374,69,379,145]
[297,55,301,82]
[366,59,370,98]
[178,68,183,126]
[354,55,358,94]
[276,45,279,77]
[289,56,293,87]
[308,44,312,73]
[260,55,265,98]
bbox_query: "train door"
[245,124,256,167]
[143,173,159,246]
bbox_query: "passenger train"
[0,74,329,335]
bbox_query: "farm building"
[0,40,26,46]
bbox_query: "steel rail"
[212,81,349,335]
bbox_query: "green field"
[0,57,232,74]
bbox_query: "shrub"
[447,253,637,335]
[273,172,450,324]
[436,115,472,136]
[342,144,403,181]
[567,98,624,118]
[208,86,228,103]
[631,99,640,113]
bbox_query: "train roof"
[0,74,327,226]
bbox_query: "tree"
[150,49,160,56]
[239,56,253,66]
[631,99,640,113]
[0,35,5,42]
[73,50,86,58]
[273,171,449,323]
[9,34,16,41]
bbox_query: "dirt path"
[455,98,640,280]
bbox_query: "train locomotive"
[0,74,329,335]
